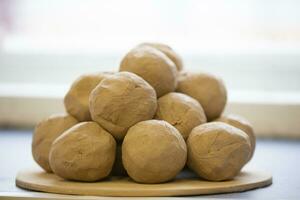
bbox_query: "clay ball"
[122,120,187,183]
[119,45,177,97]
[138,42,183,71]
[49,122,116,182]
[215,114,256,162]
[187,122,251,181]
[32,114,78,172]
[155,92,207,139]
[89,72,157,140]
[64,72,113,121]
[177,72,227,121]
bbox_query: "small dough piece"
[119,45,177,97]
[138,43,183,71]
[111,142,127,176]
[64,72,113,121]
[155,92,207,139]
[122,120,187,183]
[187,122,251,181]
[49,122,116,182]
[32,114,78,172]
[177,72,227,121]
[89,72,157,140]
[215,114,256,162]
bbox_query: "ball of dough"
[119,45,177,97]
[155,92,207,139]
[187,122,251,181]
[32,114,78,172]
[177,72,227,121]
[215,114,256,162]
[138,42,183,71]
[122,120,187,183]
[64,72,113,121]
[111,142,127,176]
[49,122,116,182]
[89,72,157,140]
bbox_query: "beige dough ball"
[119,45,177,97]
[155,92,207,139]
[215,114,256,162]
[89,72,157,140]
[122,120,187,183]
[187,122,251,181]
[111,142,127,176]
[177,72,227,121]
[49,122,116,182]
[64,72,113,121]
[138,43,183,71]
[32,114,78,172]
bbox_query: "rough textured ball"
[64,72,113,121]
[215,114,256,162]
[187,122,251,181]
[119,45,177,97]
[122,120,187,183]
[137,42,183,71]
[177,72,227,121]
[49,122,116,182]
[155,92,207,139]
[89,72,157,140]
[32,114,78,172]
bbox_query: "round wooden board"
[16,168,272,197]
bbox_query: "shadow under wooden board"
[16,168,272,197]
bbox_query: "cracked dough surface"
[155,92,207,139]
[215,114,256,162]
[187,122,251,181]
[137,42,183,71]
[177,72,227,121]
[89,72,157,140]
[49,122,116,182]
[119,45,177,97]
[32,114,78,172]
[122,120,187,183]
[64,72,113,121]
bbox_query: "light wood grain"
[15,168,272,197]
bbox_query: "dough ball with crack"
[89,72,157,140]
[137,42,183,71]
[155,92,207,139]
[215,114,256,162]
[187,122,251,181]
[49,122,116,182]
[32,114,78,172]
[177,72,227,121]
[122,120,187,183]
[64,72,113,121]
[119,45,177,97]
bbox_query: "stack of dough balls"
[31,42,256,183]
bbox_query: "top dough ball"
[32,114,78,172]
[89,72,157,140]
[137,42,183,71]
[177,72,227,121]
[122,120,187,183]
[155,92,207,139]
[64,72,113,121]
[187,122,251,181]
[215,114,256,162]
[119,45,177,97]
[49,122,116,182]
